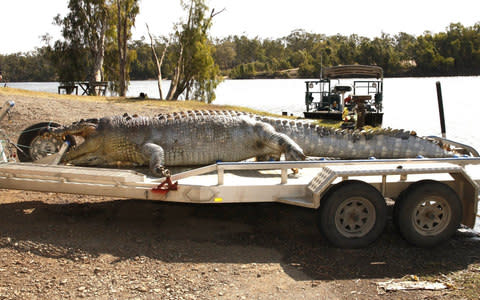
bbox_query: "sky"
[1,0,479,54]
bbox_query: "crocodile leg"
[253,122,306,161]
[267,132,306,161]
[141,142,169,177]
[254,122,306,160]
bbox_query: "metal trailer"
[0,157,479,249]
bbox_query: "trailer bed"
[0,158,479,205]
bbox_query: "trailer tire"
[318,180,387,248]
[17,122,75,162]
[394,180,462,247]
[393,180,425,230]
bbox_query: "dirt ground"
[0,90,479,299]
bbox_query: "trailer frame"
[0,157,479,248]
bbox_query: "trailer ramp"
[0,163,163,200]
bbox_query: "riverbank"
[0,88,479,299]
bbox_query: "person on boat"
[344,94,352,104]
[342,107,350,121]
[332,101,338,110]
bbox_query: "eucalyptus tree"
[165,0,223,102]
[114,0,139,96]
[54,0,110,91]
[212,38,237,70]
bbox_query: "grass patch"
[0,87,116,103]
[0,87,288,117]
[312,119,344,129]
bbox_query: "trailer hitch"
[151,176,178,194]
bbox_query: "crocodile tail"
[258,117,450,159]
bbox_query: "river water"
[5,77,480,232]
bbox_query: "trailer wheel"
[393,180,425,230]
[17,122,75,162]
[394,180,462,247]
[318,180,387,248]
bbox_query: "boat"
[303,65,384,126]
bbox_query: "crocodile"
[47,110,306,177]
[48,110,451,176]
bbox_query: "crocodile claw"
[154,166,171,178]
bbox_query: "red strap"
[152,177,178,194]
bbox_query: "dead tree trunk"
[146,24,168,100]
[166,45,183,100]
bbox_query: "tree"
[54,0,110,93]
[0,50,57,82]
[146,24,169,100]
[233,36,262,65]
[165,0,223,102]
[410,34,453,75]
[114,0,139,96]
[336,34,360,65]
[47,41,89,84]
[129,38,157,80]
[10,20,480,82]
[213,38,236,70]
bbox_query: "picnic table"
[58,81,108,96]
[58,84,78,95]
[77,81,108,96]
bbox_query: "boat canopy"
[324,65,383,79]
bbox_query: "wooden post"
[436,81,447,138]
[356,100,366,129]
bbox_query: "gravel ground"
[0,90,479,299]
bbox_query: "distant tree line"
[1,22,479,85]
[0,48,55,82]
[218,22,480,78]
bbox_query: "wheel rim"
[412,196,451,236]
[29,135,64,161]
[335,196,376,238]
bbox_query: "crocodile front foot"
[153,166,171,178]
